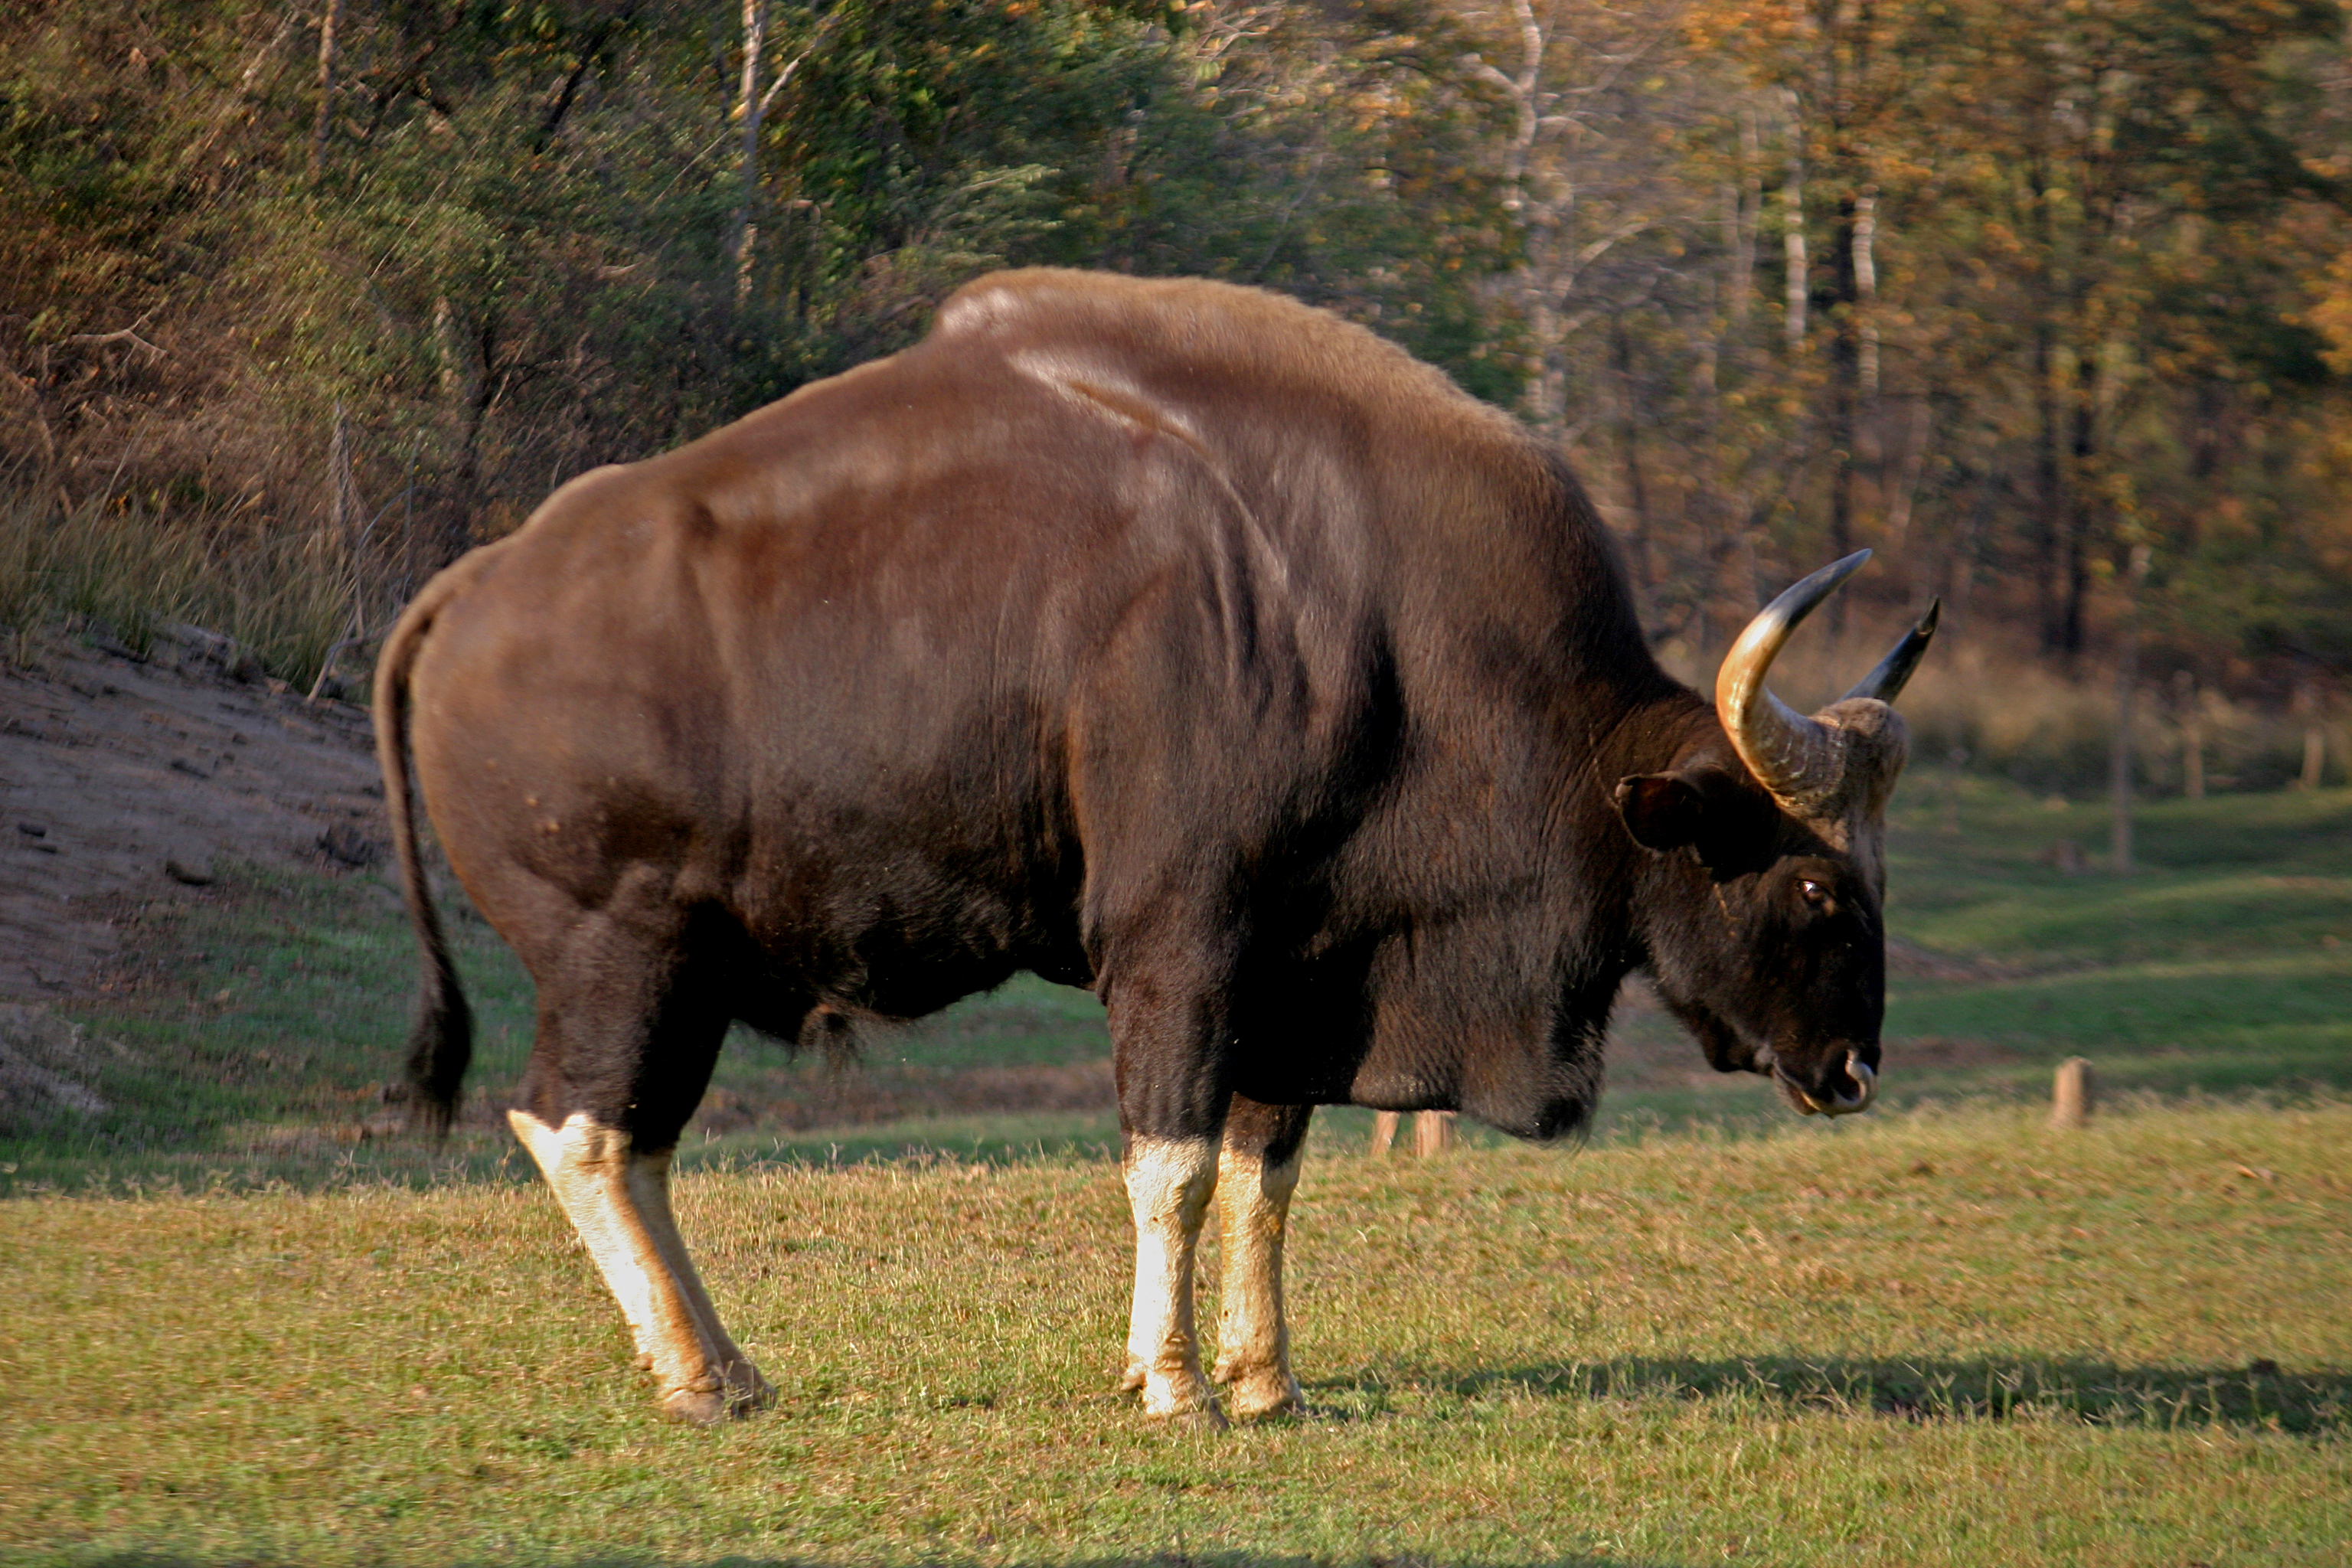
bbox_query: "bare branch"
[181,6,300,170]
[756,8,844,120]
[312,0,347,181]
[64,328,165,358]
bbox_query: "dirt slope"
[0,625,387,1000]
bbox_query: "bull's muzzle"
[1785,1050,1878,1117]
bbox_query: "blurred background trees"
[3,0,2349,786]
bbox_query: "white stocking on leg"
[509,1109,772,1423]
[1122,1135,1223,1424]
[1211,1140,1306,1418]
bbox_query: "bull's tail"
[373,567,475,1137]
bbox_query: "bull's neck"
[1584,675,1721,785]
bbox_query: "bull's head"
[1612,550,1937,1118]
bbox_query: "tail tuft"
[403,947,474,1138]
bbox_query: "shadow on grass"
[1325,1354,2350,1433]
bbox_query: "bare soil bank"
[0,624,386,1000]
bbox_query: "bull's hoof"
[656,1364,773,1425]
[1117,1357,1147,1393]
[657,1385,737,1426]
[1131,1361,1225,1426]
[1223,1370,1307,1422]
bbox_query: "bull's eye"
[1799,877,1834,912]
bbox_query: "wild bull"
[376,268,1936,1426]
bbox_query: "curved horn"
[1716,550,1871,811]
[1844,598,1941,704]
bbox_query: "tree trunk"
[444,318,499,566]
[1732,102,1761,335]
[2027,148,2066,657]
[1882,395,1931,569]
[2060,347,2097,658]
[2110,544,2148,871]
[1854,190,1880,402]
[1825,188,1862,637]
[2174,671,2205,801]
[729,0,768,309]
[1780,90,1807,348]
[2110,644,2135,873]
[2034,330,2060,655]
[311,0,345,181]
[1612,318,1654,596]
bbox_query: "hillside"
[0,622,384,1002]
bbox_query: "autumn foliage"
[2,0,2348,718]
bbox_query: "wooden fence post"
[1413,1110,1457,1157]
[2051,1057,2094,1130]
[2110,543,2149,874]
[1369,1111,1456,1157]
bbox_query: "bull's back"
[407,270,1595,1019]
[406,319,1216,1004]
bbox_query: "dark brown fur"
[377,268,1889,1156]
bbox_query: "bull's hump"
[929,269,1501,437]
[933,268,1344,355]
[1004,348,1207,453]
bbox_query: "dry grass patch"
[4,1099,2347,1566]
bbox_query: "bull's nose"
[1779,1049,1879,1117]
[1828,1050,1877,1114]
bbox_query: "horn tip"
[1916,597,1942,635]
[1821,549,1872,592]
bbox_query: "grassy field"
[4,1101,2347,1565]
[9,779,2349,1190]
[2,781,2347,1564]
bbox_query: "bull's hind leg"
[1210,1095,1310,1419]
[506,1112,769,1423]
[505,887,770,1425]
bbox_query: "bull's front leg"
[1119,1133,1223,1424]
[1103,948,1238,1426]
[1211,1095,1310,1419]
[508,1109,773,1424]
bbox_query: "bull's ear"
[1613,773,1707,852]
[1616,766,1779,872]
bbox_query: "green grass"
[1879,780,2352,1099]
[8,782,2350,1188]
[2,1100,2346,1566]
[0,868,1122,1191]
[0,868,538,1191]
[5,784,2350,1563]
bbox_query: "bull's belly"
[722,865,1090,1032]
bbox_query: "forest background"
[5,0,2352,799]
